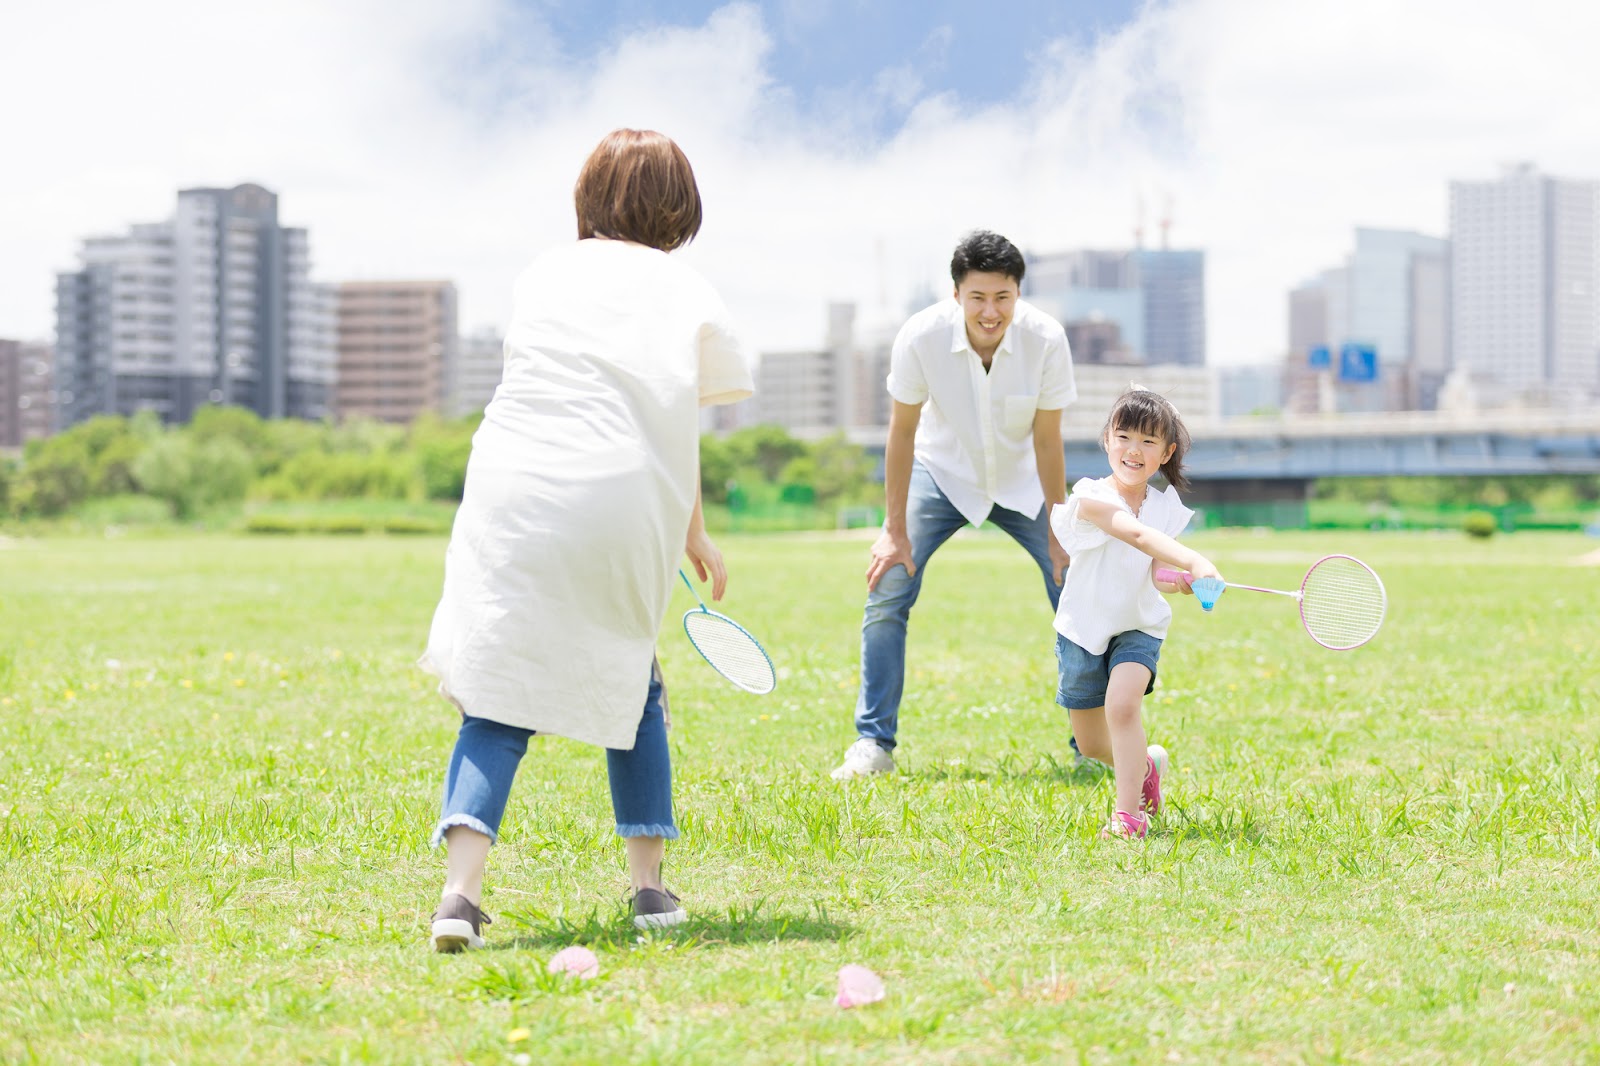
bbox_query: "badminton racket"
[1156,554,1387,651]
[677,569,777,694]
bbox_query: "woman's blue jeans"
[432,664,677,846]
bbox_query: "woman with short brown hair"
[421,129,753,951]
[574,127,703,250]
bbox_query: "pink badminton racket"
[1156,554,1387,651]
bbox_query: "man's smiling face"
[954,270,1018,355]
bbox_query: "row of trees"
[11,407,1586,528]
[0,407,476,520]
[0,408,879,523]
[697,425,877,509]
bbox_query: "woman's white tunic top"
[420,239,753,748]
[1050,476,1195,654]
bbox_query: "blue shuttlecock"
[1190,577,1226,612]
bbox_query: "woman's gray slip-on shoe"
[630,887,686,930]
[430,893,492,952]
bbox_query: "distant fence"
[1195,500,1600,533]
[708,500,1599,535]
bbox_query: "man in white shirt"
[832,231,1079,780]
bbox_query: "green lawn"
[2,530,1597,1064]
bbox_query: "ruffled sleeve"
[697,291,754,407]
[1153,484,1196,538]
[1051,476,1121,555]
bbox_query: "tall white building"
[1451,164,1600,399]
[1286,228,1449,411]
[54,184,334,427]
[448,326,505,418]
[752,303,889,434]
[1342,228,1449,371]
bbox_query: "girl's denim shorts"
[1054,630,1162,710]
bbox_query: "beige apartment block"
[0,339,53,447]
[335,281,458,423]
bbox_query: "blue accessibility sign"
[1338,343,1378,383]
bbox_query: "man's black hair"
[950,230,1025,287]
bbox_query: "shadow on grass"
[908,753,1109,785]
[495,900,853,952]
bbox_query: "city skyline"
[27,163,1595,433]
[53,184,335,428]
[3,1,1600,367]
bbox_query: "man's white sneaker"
[830,737,895,780]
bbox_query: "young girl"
[1049,388,1220,839]
[419,129,754,950]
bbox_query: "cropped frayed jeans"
[854,461,1067,751]
[432,665,676,847]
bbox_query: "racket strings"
[1300,557,1387,650]
[683,610,776,694]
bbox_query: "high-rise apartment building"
[53,184,334,428]
[755,346,847,431]
[0,340,53,447]
[1132,249,1206,366]
[1024,247,1206,365]
[1286,228,1449,411]
[847,337,892,430]
[753,303,881,433]
[334,281,457,423]
[1409,251,1451,409]
[1451,163,1599,399]
[1023,250,1145,358]
[1288,278,1330,358]
[1342,229,1448,371]
[448,326,504,418]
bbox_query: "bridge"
[834,408,1600,509]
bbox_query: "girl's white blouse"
[1050,476,1195,655]
[420,239,753,748]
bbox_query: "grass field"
[2,529,1598,1064]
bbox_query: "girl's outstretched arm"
[1152,565,1193,596]
[1073,497,1220,584]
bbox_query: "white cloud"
[2,0,1597,369]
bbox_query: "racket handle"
[1159,568,1225,612]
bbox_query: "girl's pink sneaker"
[1142,745,1167,816]
[1100,810,1150,839]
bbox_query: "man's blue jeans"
[854,462,1064,751]
[432,664,677,846]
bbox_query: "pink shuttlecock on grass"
[835,964,886,1008]
[548,946,600,980]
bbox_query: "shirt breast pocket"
[1003,395,1037,436]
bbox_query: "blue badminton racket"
[677,569,777,694]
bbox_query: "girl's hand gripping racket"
[1156,554,1387,651]
[677,569,777,694]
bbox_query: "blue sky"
[530,0,1144,131]
[3,0,1597,361]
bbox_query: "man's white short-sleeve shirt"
[886,298,1076,526]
